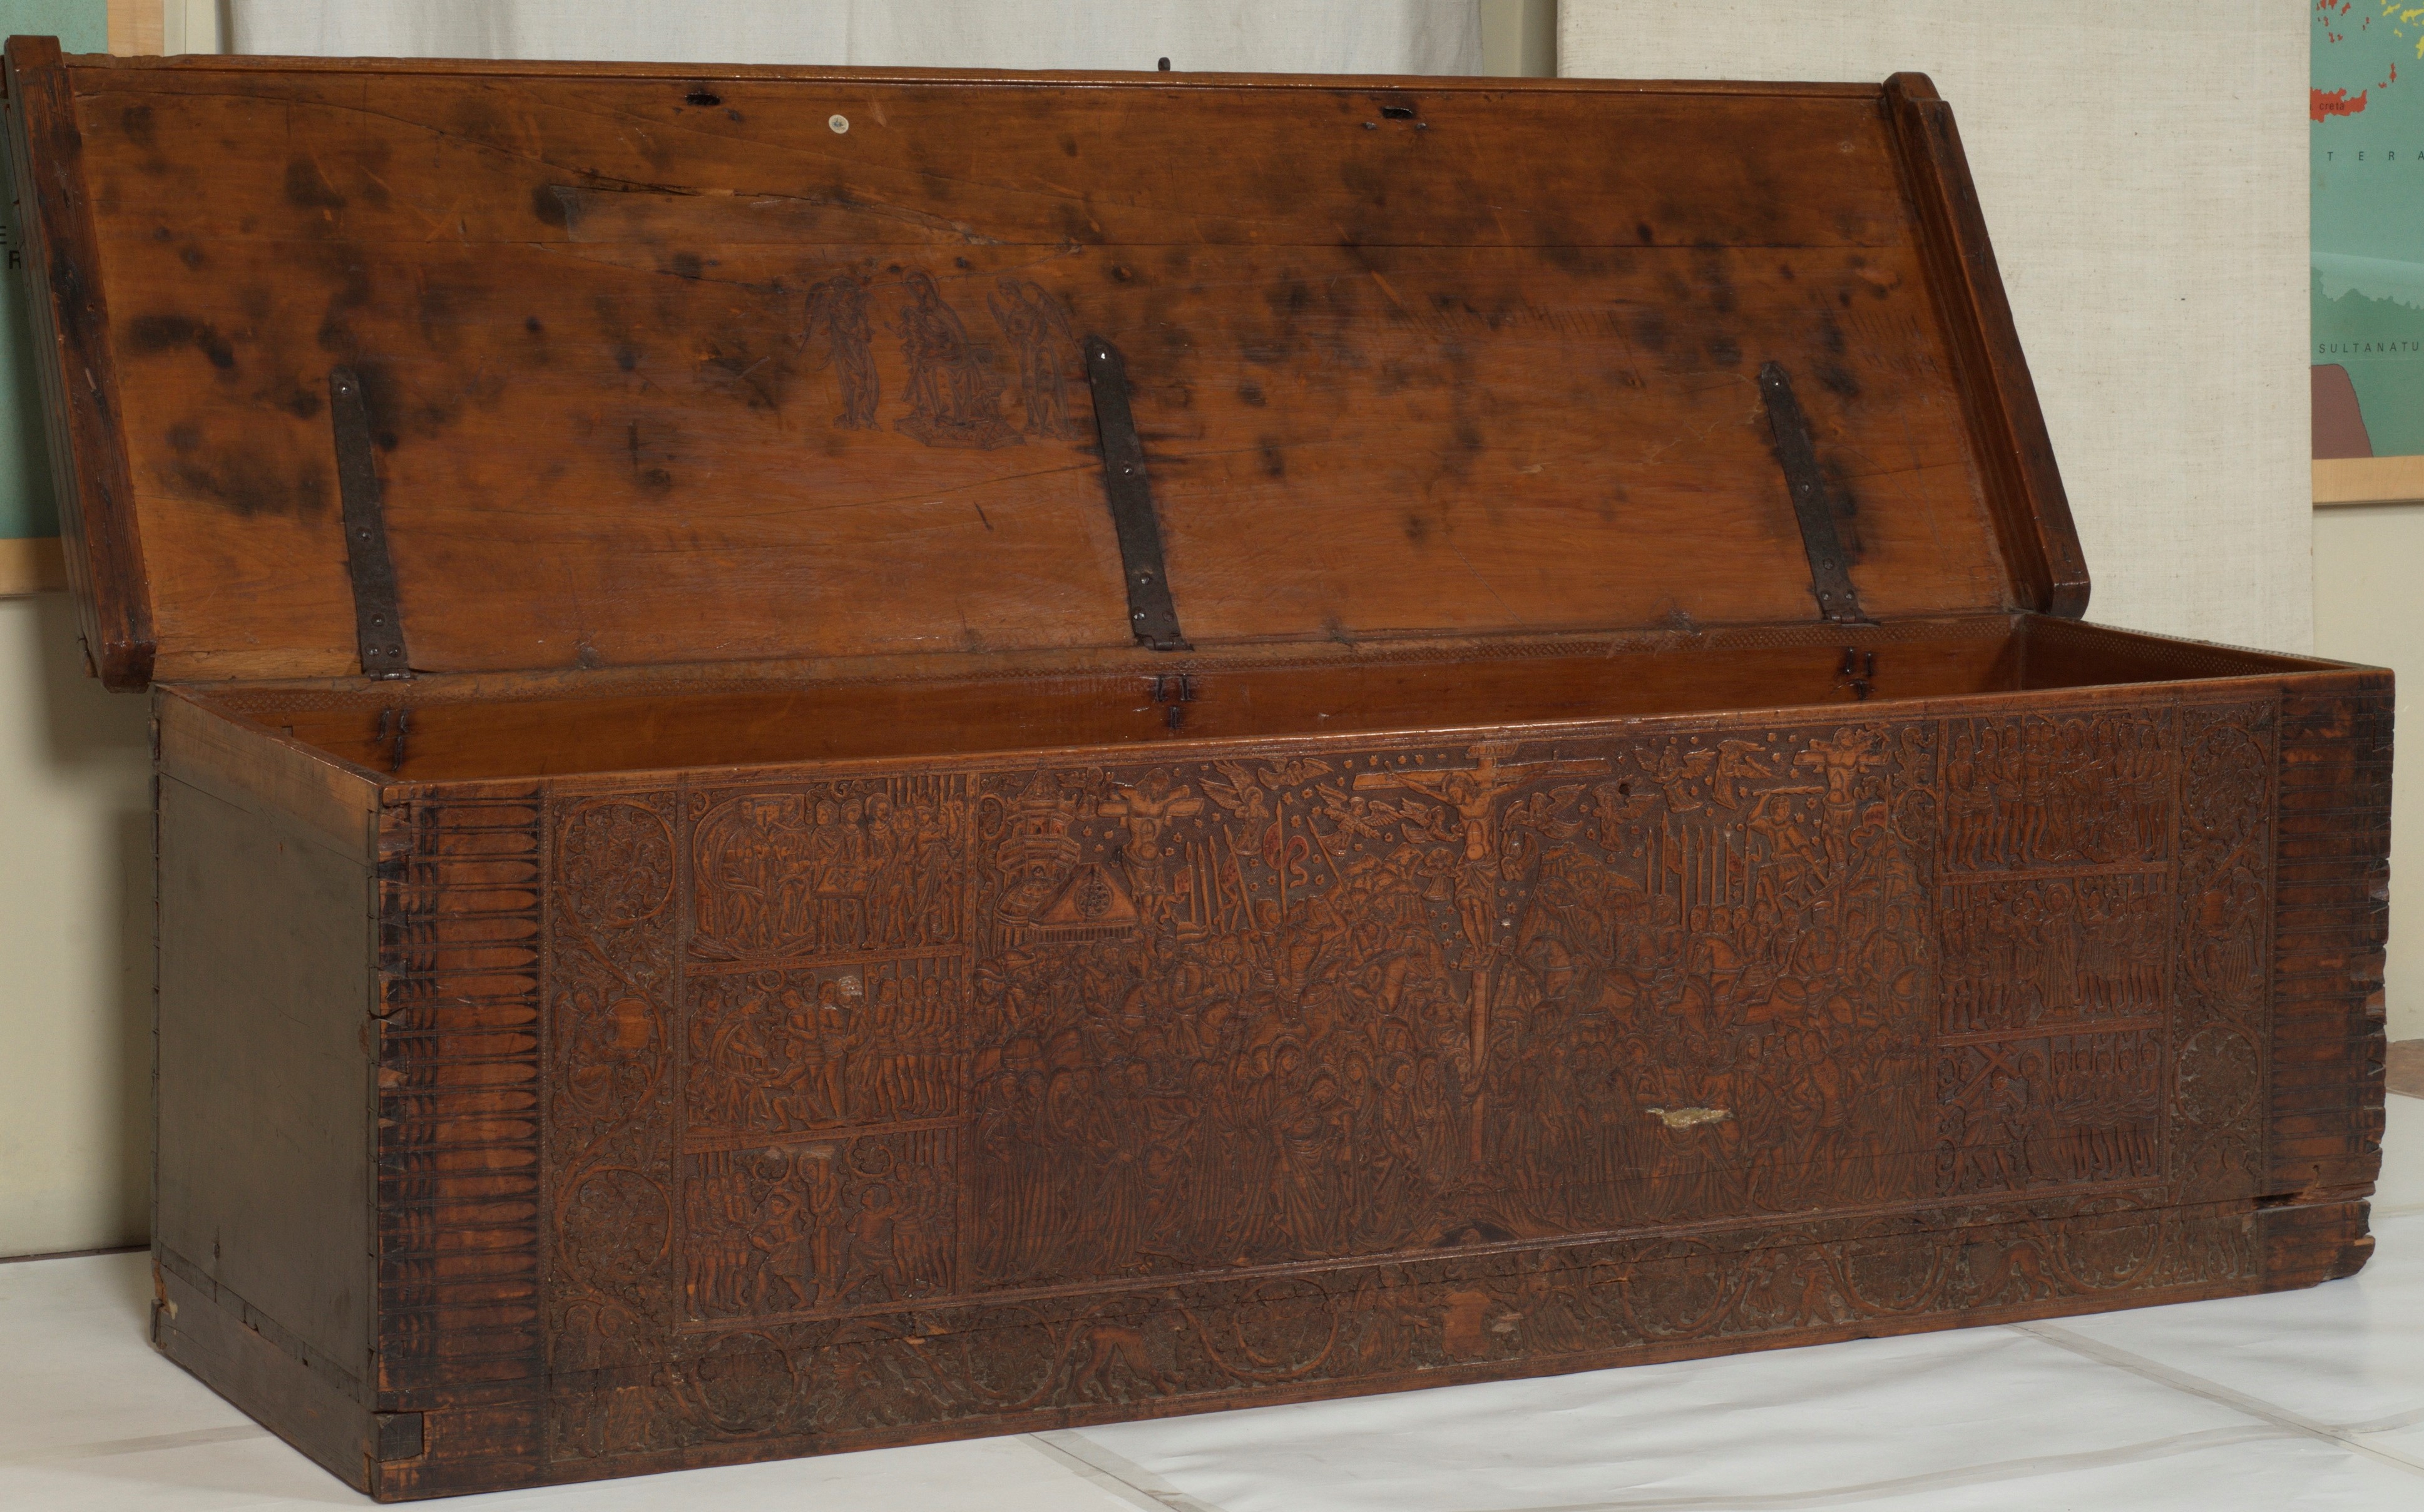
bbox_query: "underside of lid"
[2,41,2085,690]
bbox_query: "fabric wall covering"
[226,1,1480,74]
[1563,1,2310,652]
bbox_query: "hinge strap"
[328,368,412,679]
[1083,336,1189,652]
[1757,361,1869,626]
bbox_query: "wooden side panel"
[369,787,549,1501]
[2259,672,2391,1290]
[153,761,377,1487]
[1884,73,2087,618]
[1,36,152,684]
[157,687,380,852]
[153,1262,374,1493]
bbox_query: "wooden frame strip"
[1883,71,2091,620]
[3,35,154,685]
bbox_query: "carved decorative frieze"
[540,697,2277,1466]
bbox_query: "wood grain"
[157,687,383,852]
[2,37,153,684]
[5,51,2097,687]
[1883,73,2087,619]
[153,1260,377,1493]
[50,46,2386,1503]
[153,770,377,1483]
[369,789,547,1499]
[2265,673,2391,1215]
[498,673,2321,1491]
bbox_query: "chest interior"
[182,613,2323,784]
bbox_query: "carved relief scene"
[541,697,2281,1459]
[686,958,965,1138]
[644,706,2272,1329]
[655,720,2038,1321]
[690,779,967,960]
[684,1129,957,1320]
[792,266,1083,452]
[956,727,1946,1289]
[1930,708,2207,1202]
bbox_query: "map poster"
[0,0,104,593]
[2314,3,2424,486]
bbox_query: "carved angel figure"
[802,275,879,429]
[987,277,1083,438]
[892,269,1019,449]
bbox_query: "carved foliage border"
[544,789,684,1464]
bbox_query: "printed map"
[2314,3,2424,457]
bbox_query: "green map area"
[0,0,104,540]
[2315,3,2424,458]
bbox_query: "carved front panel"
[955,724,1939,1290]
[539,695,2277,1468]
[1933,709,2182,1198]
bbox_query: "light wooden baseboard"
[2314,456,2424,507]
[0,536,66,596]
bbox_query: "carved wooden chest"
[3,39,2389,1500]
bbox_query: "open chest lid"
[3,39,2085,692]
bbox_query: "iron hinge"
[1084,336,1189,651]
[1758,362,1869,626]
[328,368,413,679]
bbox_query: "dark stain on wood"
[283,156,347,212]
[126,313,236,369]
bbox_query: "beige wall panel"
[1561,1,2311,653]
[0,596,151,1256]
[2313,506,2421,1046]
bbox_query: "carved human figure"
[1100,768,1205,876]
[892,269,1019,449]
[767,982,841,1127]
[1353,748,1606,1161]
[837,1183,904,1302]
[987,277,1082,437]
[760,1153,838,1309]
[813,978,854,1120]
[802,275,879,429]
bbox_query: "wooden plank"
[155,773,378,1467]
[2266,676,2392,1202]
[1884,72,2088,618]
[2313,455,2424,507]
[2257,1200,2375,1290]
[19,53,2061,685]
[157,688,382,854]
[371,789,546,1499]
[2,37,153,685]
[153,1260,376,1493]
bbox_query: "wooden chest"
[3,39,2389,1500]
